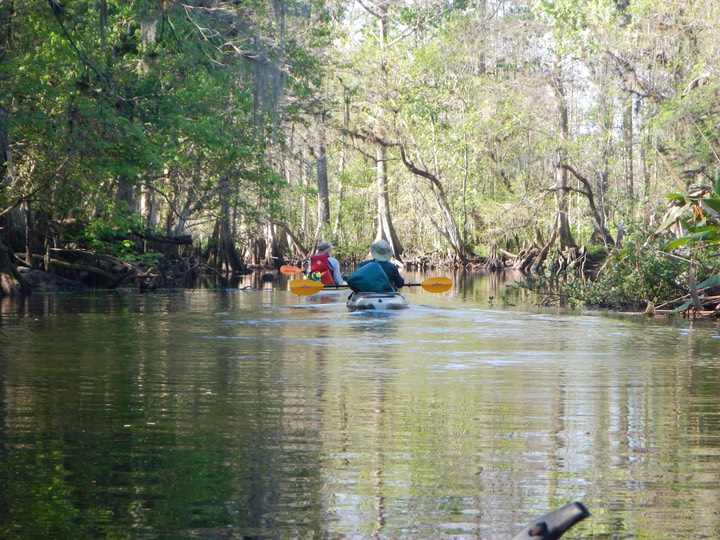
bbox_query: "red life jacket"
[310,253,335,284]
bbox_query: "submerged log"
[18,268,88,293]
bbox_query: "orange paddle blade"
[289,279,324,296]
[280,265,303,275]
[421,277,452,293]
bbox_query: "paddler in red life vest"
[309,242,344,285]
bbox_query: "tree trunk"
[207,176,244,273]
[486,240,504,270]
[551,63,577,250]
[333,88,351,238]
[597,75,615,247]
[359,4,403,260]
[315,113,330,234]
[301,160,310,239]
[115,174,136,212]
[554,151,577,250]
[332,147,345,239]
[375,145,403,259]
[623,96,634,200]
[0,106,23,253]
[561,163,615,247]
[99,0,108,48]
[140,182,156,228]
[264,221,288,268]
[0,239,29,298]
[0,64,28,297]
[530,217,559,274]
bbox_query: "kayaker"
[356,239,405,290]
[309,241,344,285]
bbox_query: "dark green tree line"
[2,0,720,308]
[1,0,336,295]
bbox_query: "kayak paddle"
[409,276,452,293]
[289,277,452,296]
[289,279,326,296]
[280,265,303,275]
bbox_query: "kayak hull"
[347,292,409,311]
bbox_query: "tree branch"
[0,159,67,218]
[561,162,614,245]
[398,146,446,197]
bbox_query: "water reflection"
[1,273,719,538]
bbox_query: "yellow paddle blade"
[289,279,325,296]
[421,277,452,293]
[280,265,303,275]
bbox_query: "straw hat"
[316,242,333,254]
[370,239,393,261]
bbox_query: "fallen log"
[32,255,116,279]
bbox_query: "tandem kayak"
[346,291,409,311]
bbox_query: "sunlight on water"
[1,275,719,538]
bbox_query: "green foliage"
[652,184,720,311]
[519,225,689,309]
[3,0,314,267]
[5,0,720,281]
[561,238,686,309]
[131,251,165,267]
[585,244,609,263]
[73,203,149,260]
[657,186,720,251]
[525,182,720,311]
[698,274,720,289]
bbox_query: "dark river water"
[1,271,719,539]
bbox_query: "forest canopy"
[2,0,720,311]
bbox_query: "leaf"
[654,203,689,235]
[663,237,693,250]
[669,300,694,315]
[700,198,720,219]
[686,224,717,234]
[688,231,710,241]
[663,230,711,250]
[697,274,720,289]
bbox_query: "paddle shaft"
[289,277,451,295]
[303,282,427,289]
[282,266,448,291]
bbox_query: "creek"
[1,271,719,538]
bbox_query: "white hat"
[370,239,392,261]
[316,242,332,254]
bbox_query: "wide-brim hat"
[316,241,333,254]
[370,239,393,261]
